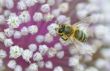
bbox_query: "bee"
[55,17,90,43]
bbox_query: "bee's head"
[55,24,65,36]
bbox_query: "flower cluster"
[0,0,110,71]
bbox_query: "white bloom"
[44,33,53,43]
[68,46,79,55]
[53,66,64,71]
[56,51,64,59]
[74,64,85,71]
[22,49,33,63]
[28,25,38,35]
[47,48,57,58]
[4,28,14,37]
[95,59,108,69]
[20,27,29,36]
[41,4,50,13]
[0,15,5,25]
[39,45,49,55]
[7,15,21,28]
[27,63,38,71]
[35,35,44,43]
[33,12,43,22]
[23,0,37,7]
[17,1,27,10]
[45,60,53,69]
[58,2,69,13]
[76,9,89,19]
[0,0,5,7]
[83,54,92,62]
[13,31,22,39]
[90,14,105,23]
[3,10,11,18]
[0,49,7,59]
[28,43,37,52]
[85,4,100,13]
[76,3,87,11]
[0,59,3,67]
[68,56,79,67]
[44,13,54,22]
[94,25,109,39]
[0,32,6,42]
[33,52,43,61]
[52,9,61,17]
[100,48,110,59]
[4,38,13,47]
[14,65,22,71]
[19,11,30,23]
[54,43,62,51]
[85,67,99,71]
[37,61,45,68]
[57,15,67,24]
[79,44,95,55]
[37,0,46,4]
[47,23,58,36]
[47,0,55,6]
[5,0,14,9]
[7,60,17,69]
[10,45,23,59]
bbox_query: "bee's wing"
[73,16,91,27]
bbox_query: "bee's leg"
[61,36,68,41]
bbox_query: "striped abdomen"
[74,29,87,42]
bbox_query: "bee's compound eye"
[58,28,64,33]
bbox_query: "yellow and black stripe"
[74,29,87,42]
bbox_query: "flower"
[4,38,14,47]
[58,2,69,13]
[5,0,14,9]
[22,0,38,7]
[0,15,5,25]
[38,45,49,55]
[33,52,43,62]
[14,65,22,71]
[26,63,38,71]
[56,50,64,59]
[19,11,30,23]
[10,45,23,59]
[35,35,44,43]
[45,60,53,69]
[40,4,50,13]
[28,25,38,35]
[0,32,6,42]
[0,49,7,59]
[7,60,17,69]
[68,56,79,67]
[17,1,27,10]
[37,61,45,68]
[33,12,43,22]
[47,23,59,36]
[53,66,64,71]
[20,27,29,36]
[7,15,21,28]
[28,43,37,52]
[47,0,55,6]
[13,31,22,39]
[4,28,15,37]
[47,48,57,58]
[44,33,53,43]
[22,49,33,63]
